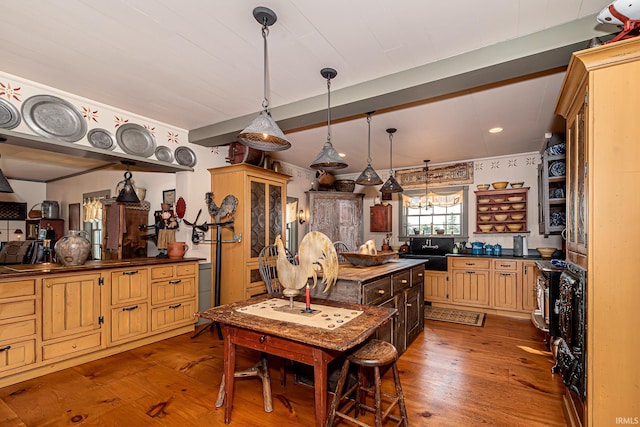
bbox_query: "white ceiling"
[0,0,618,179]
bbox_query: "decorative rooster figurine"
[205,192,238,224]
[274,231,339,300]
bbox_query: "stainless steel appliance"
[399,237,454,271]
[513,235,528,256]
[532,259,564,336]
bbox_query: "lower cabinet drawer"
[393,271,411,293]
[0,339,36,372]
[0,300,36,321]
[151,278,196,305]
[111,303,149,343]
[0,319,36,342]
[151,300,196,331]
[363,277,392,305]
[42,332,101,361]
[0,280,36,299]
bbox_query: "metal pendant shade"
[310,68,348,170]
[380,128,404,193]
[237,7,291,152]
[356,113,383,186]
[0,154,14,193]
[116,163,140,203]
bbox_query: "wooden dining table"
[196,294,396,426]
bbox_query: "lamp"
[0,153,14,193]
[423,159,432,210]
[380,128,404,193]
[297,209,306,224]
[355,112,383,186]
[310,68,348,170]
[237,7,291,152]
[14,229,23,240]
[115,161,140,203]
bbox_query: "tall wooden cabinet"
[307,192,364,251]
[554,38,640,426]
[209,164,289,305]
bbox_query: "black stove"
[399,237,454,271]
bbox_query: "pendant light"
[355,112,383,186]
[0,153,14,193]
[310,68,348,170]
[237,7,291,152]
[115,161,140,203]
[423,159,431,210]
[380,128,403,193]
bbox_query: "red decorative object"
[175,196,187,219]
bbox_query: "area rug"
[424,306,485,327]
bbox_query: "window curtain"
[402,188,463,208]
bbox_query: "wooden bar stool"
[327,339,409,427]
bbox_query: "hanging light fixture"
[115,161,140,203]
[355,112,383,186]
[423,159,432,210]
[310,68,348,170]
[0,153,14,193]
[237,7,291,151]
[380,128,403,193]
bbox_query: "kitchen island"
[308,258,425,355]
[0,257,200,387]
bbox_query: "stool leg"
[373,366,383,427]
[327,359,351,426]
[392,362,409,426]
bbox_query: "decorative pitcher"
[167,241,189,259]
[54,230,91,266]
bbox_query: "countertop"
[336,258,426,283]
[0,257,203,279]
[448,252,543,260]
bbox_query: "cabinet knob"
[259,335,268,344]
[406,303,413,307]
[401,279,408,284]
[417,273,423,277]
[378,289,386,295]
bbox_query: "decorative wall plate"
[21,95,87,142]
[0,98,21,129]
[549,160,566,177]
[155,145,174,163]
[174,146,197,167]
[87,128,116,150]
[115,123,156,157]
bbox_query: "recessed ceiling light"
[339,152,346,157]
[489,127,503,134]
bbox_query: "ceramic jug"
[54,230,91,266]
[167,241,189,259]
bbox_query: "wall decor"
[163,189,176,207]
[396,162,474,188]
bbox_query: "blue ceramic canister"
[494,243,502,256]
[485,244,494,256]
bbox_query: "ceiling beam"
[189,14,612,147]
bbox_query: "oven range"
[399,237,454,271]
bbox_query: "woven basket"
[334,180,355,192]
[28,203,42,219]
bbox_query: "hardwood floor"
[0,315,567,426]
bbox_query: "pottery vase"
[167,242,189,259]
[54,230,91,266]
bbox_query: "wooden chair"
[327,339,409,426]
[333,241,351,264]
[216,244,297,413]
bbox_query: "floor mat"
[424,306,485,327]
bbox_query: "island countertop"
[0,257,203,279]
[335,258,427,283]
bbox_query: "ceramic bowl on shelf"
[494,213,508,221]
[478,224,493,232]
[500,205,510,211]
[477,184,490,191]
[492,181,509,189]
[478,198,491,203]
[512,203,525,210]
[493,198,505,203]
[494,225,506,232]
[537,247,556,259]
[490,206,499,211]
[479,214,491,221]
[511,213,525,220]
[507,223,523,232]
[508,196,523,202]
[510,182,524,188]
[478,206,489,212]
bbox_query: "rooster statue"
[274,232,339,301]
[205,192,238,224]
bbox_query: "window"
[399,186,468,238]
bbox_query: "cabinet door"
[42,273,102,341]
[370,205,392,232]
[375,298,395,346]
[111,268,149,305]
[493,271,518,310]
[566,95,588,263]
[521,261,538,312]
[405,285,424,345]
[424,271,448,303]
[111,303,149,343]
[250,178,283,257]
[450,269,490,307]
[395,292,407,355]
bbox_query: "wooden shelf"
[475,187,529,234]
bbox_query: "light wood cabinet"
[150,263,197,332]
[450,257,490,308]
[42,273,103,361]
[209,164,289,305]
[308,192,364,251]
[0,280,37,373]
[520,260,538,312]
[423,271,448,303]
[554,37,640,426]
[492,260,518,311]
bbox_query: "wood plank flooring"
[0,315,567,426]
